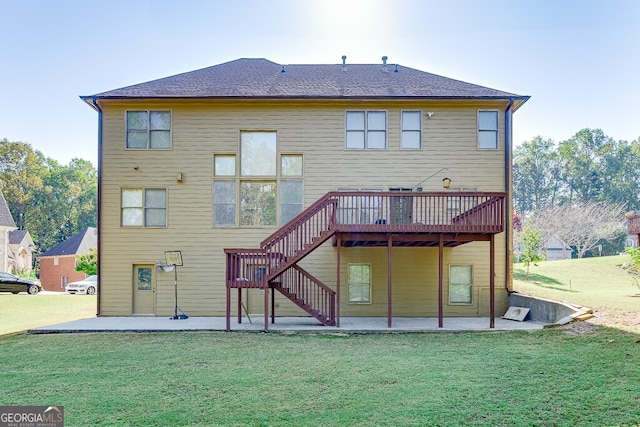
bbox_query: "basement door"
[246,264,268,314]
[133,265,156,315]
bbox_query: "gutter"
[87,97,103,316]
[504,98,514,293]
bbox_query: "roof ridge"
[81,58,529,104]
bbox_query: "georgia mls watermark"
[0,406,63,427]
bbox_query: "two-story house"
[1,190,36,275]
[82,57,528,330]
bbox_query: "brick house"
[38,227,97,291]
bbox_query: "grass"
[1,330,639,426]
[1,256,638,425]
[0,293,96,335]
[513,255,639,313]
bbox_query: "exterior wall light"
[442,177,451,190]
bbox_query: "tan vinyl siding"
[98,99,510,316]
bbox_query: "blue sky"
[1,0,638,166]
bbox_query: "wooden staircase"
[225,194,339,328]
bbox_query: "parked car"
[0,272,42,294]
[65,275,98,295]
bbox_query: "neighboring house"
[542,236,573,261]
[625,211,640,248]
[38,227,97,291]
[0,190,36,274]
[9,230,36,273]
[81,57,529,329]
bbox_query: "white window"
[401,111,421,149]
[121,188,167,227]
[126,111,171,149]
[478,111,499,149]
[449,265,473,304]
[348,264,372,303]
[346,111,387,149]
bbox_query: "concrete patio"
[28,315,546,334]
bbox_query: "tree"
[557,129,614,204]
[533,201,626,258]
[0,139,47,223]
[518,223,543,281]
[513,136,562,214]
[0,139,97,252]
[623,246,640,291]
[512,210,523,232]
[76,248,97,276]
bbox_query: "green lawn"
[513,255,639,313]
[1,258,638,426]
[1,329,639,426]
[0,293,96,335]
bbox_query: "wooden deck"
[225,191,506,331]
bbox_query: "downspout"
[504,98,514,293]
[89,97,103,315]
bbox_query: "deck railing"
[628,214,640,235]
[225,191,505,288]
[273,265,336,325]
[260,193,339,278]
[331,191,505,233]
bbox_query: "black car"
[0,272,42,294]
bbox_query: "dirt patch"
[560,309,640,334]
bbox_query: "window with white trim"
[346,111,387,149]
[348,264,371,303]
[401,111,421,149]
[449,265,473,304]
[477,110,498,149]
[121,188,167,227]
[126,111,171,149]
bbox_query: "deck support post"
[387,234,393,328]
[438,234,444,328]
[225,286,231,332]
[271,287,275,324]
[263,285,269,332]
[237,288,242,324]
[490,234,495,329]
[336,234,341,327]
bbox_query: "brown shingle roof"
[83,58,528,104]
[39,227,97,257]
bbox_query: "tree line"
[513,128,640,258]
[0,138,97,254]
